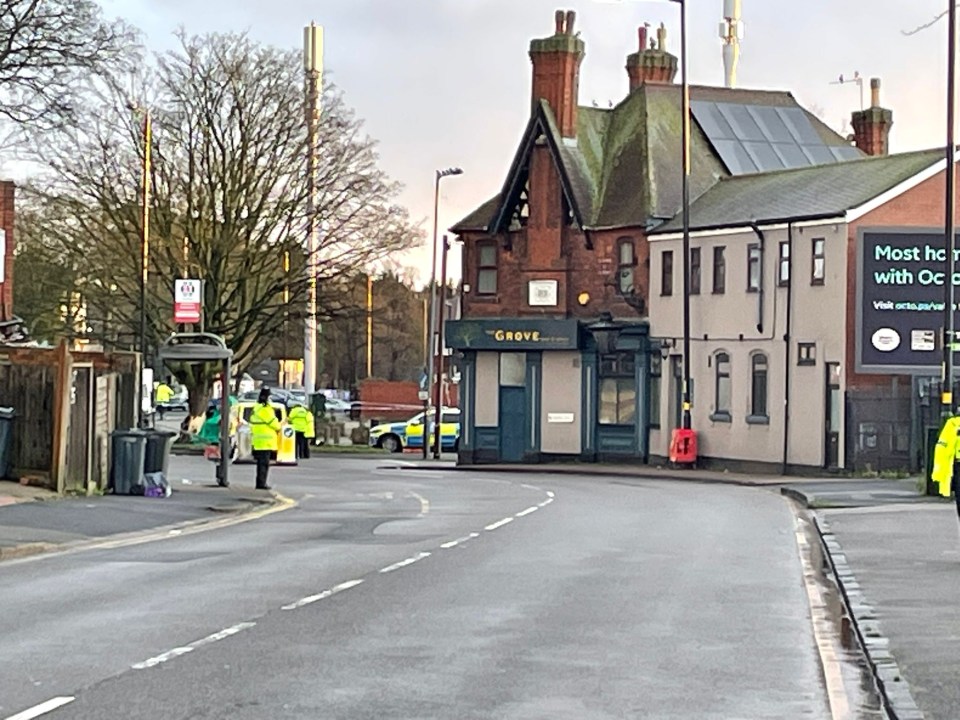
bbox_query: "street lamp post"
[426,167,463,460]
[670,0,693,432]
[136,107,152,429]
[943,0,957,420]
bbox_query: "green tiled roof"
[651,148,944,233]
[452,83,861,234]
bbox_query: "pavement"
[0,459,284,561]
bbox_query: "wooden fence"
[0,340,138,494]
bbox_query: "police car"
[369,407,460,453]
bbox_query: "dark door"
[499,386,527,462]
[669,355,683,433]
[825,362,841,469]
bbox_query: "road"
[1,457,846,719]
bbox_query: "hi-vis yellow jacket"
[931,416,960,497]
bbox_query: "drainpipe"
[749,223,765,333]
[782,222,795,475]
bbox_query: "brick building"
[447,9,951,472]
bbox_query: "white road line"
[4,697,75,720]
[440,535,472,549]
[379,552,431,573]
[131,622,256,670]
[537,498,553,508]
[485,517,514,531]
[546,491,555,498]
[281,579,364,610]
[520,483,540,491]
[409,491,430,517]
[469,532,480,538]
[515,506,539,517]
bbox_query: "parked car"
[369,407,460,453]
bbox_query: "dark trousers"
[295,432,310,459]
[253,449,272,489]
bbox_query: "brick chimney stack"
[626,22,679,91]
[529,9,585,138]
[851,78,893,157]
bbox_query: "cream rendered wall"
[475,352,499,426]
[540,352,582,455]
[647,221,848,468]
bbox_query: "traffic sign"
[174,279,202,324]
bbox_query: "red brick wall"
[846,167,957,389]
[0,181,15,318]
[359,379,459,422]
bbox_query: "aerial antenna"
[830,71,864,111]
[720,0,743,88]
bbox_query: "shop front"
[446,317,652,465]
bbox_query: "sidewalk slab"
[0,457,282,562]
[781,478,936,509]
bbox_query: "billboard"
[857,228,960,373]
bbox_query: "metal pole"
[137,109,152,428]
[304,23,324,395]
[426,171,441,409]
[218,357,231,488]
[366,274,373,378]
[432,235,449,459]
[679,0,692,431]
[944,1,958,420]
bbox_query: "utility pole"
[303,23,324,395]
[137,108,152,428]
[366,273,373,378]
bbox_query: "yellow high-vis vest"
[931,416,960,498]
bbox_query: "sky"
[95,0,956,285]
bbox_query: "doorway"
[498,352,527,462]
[825,362,841,469]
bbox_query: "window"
[440,412,460,424]
[661,250,673,296]
[747,244,761,292]
[749,353,768,421]
[599,352,636,425]
[690,247,701,295]
[811,237,825,285]
[618,239,635,295]
[499,352,526,386]
[798,342,817,366]
[712,246,726,294]
[713,352,731,420]
[649,354,662,428]
[778,241,790,286]
[477,241,497,295]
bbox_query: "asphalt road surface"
[1,457,837,719]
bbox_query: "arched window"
[750,353,768,419]
[713,351,731,420]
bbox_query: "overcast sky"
[97,0,954,284]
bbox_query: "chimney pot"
[870,77,881,108]
[638,25,647,52]
[565,10,576,35]
[555,9,565,35]
[851,77,893,156]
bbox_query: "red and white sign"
[174,278,202,324]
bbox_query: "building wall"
[540,351,582,454]
[475,352,499,426]
[648,221,848,469]
[0,181,14,317]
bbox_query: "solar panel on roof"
[691,100,862,176]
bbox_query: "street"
[0,457,863,719]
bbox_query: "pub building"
[447,9,959,473]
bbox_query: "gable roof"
[649,148,945,234]
[451,83,860,234]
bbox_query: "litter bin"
[0,406,15,479]
[110,429,147,495]
[143,430,177,481]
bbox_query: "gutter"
[748,222,765,334]
[782,221,795,475]
[648,211,845,238]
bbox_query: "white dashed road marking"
[281,579,365,611]
[515,506,539,517]
[485,517,514,531]
[379,552,431,574]
[4,697,75,720]
[131,622,257,670]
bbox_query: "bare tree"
[0,0,138,136]
[19,30,423,416]
[903,6,958,35]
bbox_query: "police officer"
[288,401,311,459]
[249,387,281,490]
[931,414,960,518]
